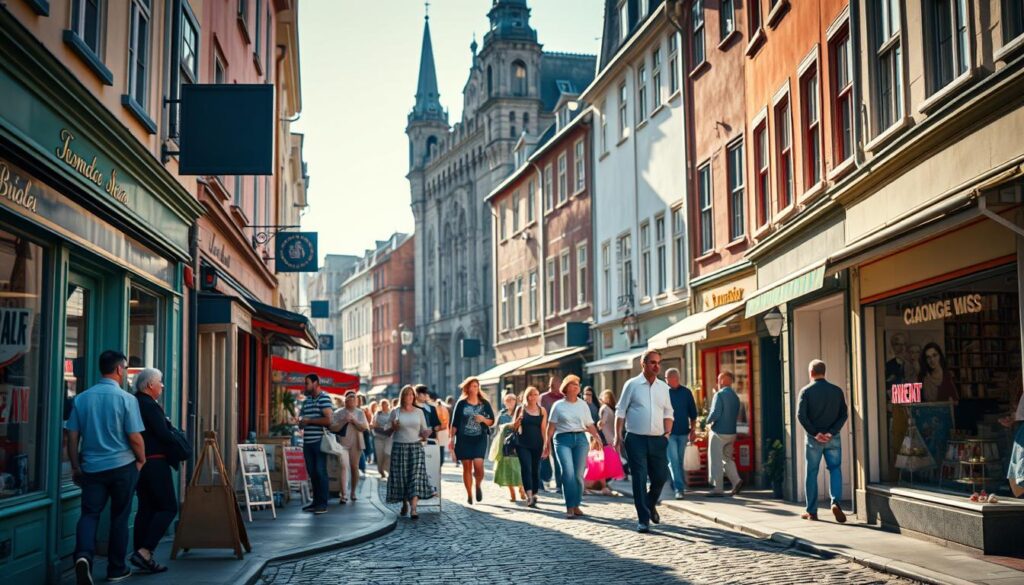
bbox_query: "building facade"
[303,254,359,370]
[407,1,595,398]
[370,234,416,396]
[339,255,375,390]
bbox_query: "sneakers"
[106,569,132,582]
[75,558,93,585]
[730,479,745,496]
[302,503,317,512]
[637,523,651,533]
[674,490,685,500]
[129,551,167,574]
[831,504,847,523]
[313,506,328,515]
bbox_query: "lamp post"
[763,307,785,360]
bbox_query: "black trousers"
[517,445,543,494]
[624,433,669,525]
[133,458,178,553]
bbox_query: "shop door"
[792,295,853,506]
[60,274,97,483]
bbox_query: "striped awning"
[744,262,827,318]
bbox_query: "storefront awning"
[647,301,746,349]
[367,384,390,397]
[251,300,319,349]
[513,346,588,374]
[744,262,827,318]
[585,348,646,374]
[271,356,360,395]
[477,355,538,387]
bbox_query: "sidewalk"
[69,476,396,585]
[611,479,1024,585]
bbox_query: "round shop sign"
[275,232,318,272]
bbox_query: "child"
[489,422,525,502]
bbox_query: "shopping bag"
[320,431,345,456]
[601,445,625,480]
[683,442,700,471]
[584,448,606,482]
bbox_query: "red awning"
[271,356,360,395]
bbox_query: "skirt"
[454,433,488,461]
[1008,423,1024,484]
[493,455,523,487]
[387,442,434,503]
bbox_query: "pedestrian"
[583,386,600,422]
[449,377,495,504]
[489,416,524,502]
[497,391,518,426]
[366,402,379,465]
[298,374,333,514]
[356,394,369,475]
[706,371,743,498]
[665,367,698,500]
[496,392,526,500]
[615,349,674,533]
[130,368,178,574]
[544,375,603,519]
[67,350,146,584]
[598,390,616,446]
[539,374,564,492]
[431,391,451,465]
[415,385,444,443]
[1001,386,1024,498]
[513,386,547,508]
[330,391,369,503]
[373,399,394,479]
[797,360,849,522]
[387,385,433,519]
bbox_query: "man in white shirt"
[615,349,674,533]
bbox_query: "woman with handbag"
[490,393,525,502]
[449,377,495,505]
[130,368,176,574]
[513,386,547,508]
[387,385,433,519]
[372,399,394,479]
[329,392,369,504]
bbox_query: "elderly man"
[706,371,742,497]
[665,368,697,500]
[797,359,849,523]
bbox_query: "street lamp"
[622,311,640,347]
[763,308,785,339]
[391,323,414,391]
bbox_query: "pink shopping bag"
[601,445,625,480]
[584,448,606,482]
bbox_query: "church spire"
[410,11,445,123]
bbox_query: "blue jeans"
[553,432,588,509]
[666,434,688,493]
[805,435,842,514]
[75,462,139,576]
[624,433,669,525]
[304,441,329,507]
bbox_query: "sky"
[294,0,605,260]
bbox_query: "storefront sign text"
[0,308,32,366]
[207,233,232,268]
[707,286,744,309]
[0,163,39,213]
[0,386,30,424]
[903,294,983,325]
[891,382,922,404]
[56,129,129,205]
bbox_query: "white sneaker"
[674,491,685,500]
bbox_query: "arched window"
[487,66,494,96]
[512,61,527,96]
[523,112,530,133]
[425,135,438,164]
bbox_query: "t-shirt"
[452,399,495,438]
[391,408,429,443]
[300,391,334,445]
[548,398,594,435]
[65,379,145,473]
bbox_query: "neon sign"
[891,382,922,404]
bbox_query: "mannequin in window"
[918,343,958,403]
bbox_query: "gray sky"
[294,0,604,259]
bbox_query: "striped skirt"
[387,442,434,503]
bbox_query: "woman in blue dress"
[449,377,495,505]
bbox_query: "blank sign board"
[179,84,274,175]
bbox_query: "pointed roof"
[410,16,446,123]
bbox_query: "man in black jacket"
[130,368,178,573]
[797,360,848,523]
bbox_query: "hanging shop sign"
[891,382,923,404]
[902,294,983,325]
[275,232,318,273]
[310,300,329,319]
[318,334,335,350]
[0,308,32,367]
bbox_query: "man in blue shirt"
[706,371,742,497]
[67,350,146,585]
[665,368,698,500]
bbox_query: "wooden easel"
[171,431,252,560]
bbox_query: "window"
[543,164,554,211]
[574,139,585,191]
[871,1,903,133]
[546,258,556,316]
[637,64,648,120]
[669,33,680,94]
[500,282,509,330]
[512,192,520,232]
[671,208,685,288]
[618,82,629,138]
[701,343,752,434]
[233,174,242,206]
[698,163,714,254]
[529,271,538,322]
[600,99,609,153]
[749,0,762,32]
[721,0,736,39]
[515,277,524,326]
[238,0,247,20]
[560,251,571,311]
[576,243,588,306]
[601,242,612,313]
[927,0,970,93]
[754,122,771,227]
[510,111,517,139]
[527,179,536,223]
[500,202,508,240]
[775,96,793,209]
[691,0,706,69]
[557,152,568,204]
[655,215,666,294]
[171,1,200,137]
[617,233,633,307]
[71,0,103,53]
[214,48,226,84]
[652,47,662,106]
[727,141,745,241]
[127,0,151,108]
[512,61,528,96]
[619,1,629,41]
[831,26,854,163]
[801,67,821,188]
[639,222,651,299]
[1005,0,1024,41]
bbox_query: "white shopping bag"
[683,442,701,471]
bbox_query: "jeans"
[517,445,543,494]
[624,433,669,525]
[708,432,741,493]
[666,434,688,493]
[805,435,842,514]
[553,432,588,508]
[303,441,329,507]
[75,462,139,576]
[540,450,563,490]
[133,458,178,553]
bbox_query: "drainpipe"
[186,223,199,483]
[850,1,865,168]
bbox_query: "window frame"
[639,221,652,299]
[655,214,667,294]
[543,163,554,211]
[500,280,509,330]
[529,270,538,323]
[127,0,151,109]
[600,99,609,153]
[557,152,568,204]
[800,63,822,190]
[574,139,586,192]
[637,63,649,121]
[727,140,746,241]
[753,119,771,228]
[71,0,104,54]
[559,250,571,313]
[697,162,714,255]
[671,207,686,290]
[601,241,612,314]
[691,0,706,70]
[871,1,904,134]
[1003,0,1024,44]
[668,33,680,94]
[774,95,794,211]
[651,46,663,107]
[925,0,971,96]
[527,179,536,223]
[721,0,737,40]
[618,81,629,139]
[829,24,854,166]
[576,242,588,306]
[546,258,557,316]
[515,276,524,327]
[500,201,508,240]
[512,191,520,232]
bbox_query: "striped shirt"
[301,391,334,445]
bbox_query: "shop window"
[128,286,162,389]
[0,231,47,500]
[702,343,752,434]
[872,269,1021,496]
[1006,0,1024,43]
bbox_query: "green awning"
[744,263,827,318]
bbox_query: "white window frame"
[655,214,666,294]
[601,241,611,314]
[574,139,585,192]
[639,221,651,299]
[544,163,554,211]
[698,162,714,255]
[618,81,629,139]
[557,152,568,203]
[600,99,609,153]
[619,1,629,42]
[672,207,686,289]
[72,0,104,54]
[637,63,648,121]
[500,281,509,330]
[500,201,508,240]
[546,258,556,316]
[515,277,524,327]
[668,33,680,94]
[925,0,971,96]
[871,0,904,133]
[127,0,151,108]
[651,46,663,107]
[527,179,536,223]
[576,242,588,306]
[727,140,745,241]
[512,192,521,232]
[560,250,571,313]
[721,0,736,40]
[691,0,706,70]
[529,270,538,322]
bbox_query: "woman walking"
[372,399,394,479]
[543,375,603,518]
[330,392,368,503]
[598,390,616,446]
[387,386,433,518]
[489,419,524,502]
[513,386,547,508]
[449,377,495,504]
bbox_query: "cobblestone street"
[259,466,912,585]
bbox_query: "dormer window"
[619,2,630,42]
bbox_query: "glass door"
[60,273,96,483]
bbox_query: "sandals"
[410,511,419,520]
[400,503,408,516]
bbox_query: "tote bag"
[320,430,345,456]
[683,442,701,471]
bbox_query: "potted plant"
[764,439,786,499]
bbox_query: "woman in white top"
[386,385,434,518]
[329,392,369,503]
[372,399,394,479]
[543,375,603,518]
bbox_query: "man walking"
[665,368,697,500]
[539,374,564,492]
[67,350,146,584]
[706,371,742,497]
[615,349,674,533]
[797,359,849,523]
[298,374,333,514]
[415,385,443,441]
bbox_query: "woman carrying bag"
[488,420,524,502]
[513,386,547,508]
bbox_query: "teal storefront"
[0,12,204,583]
